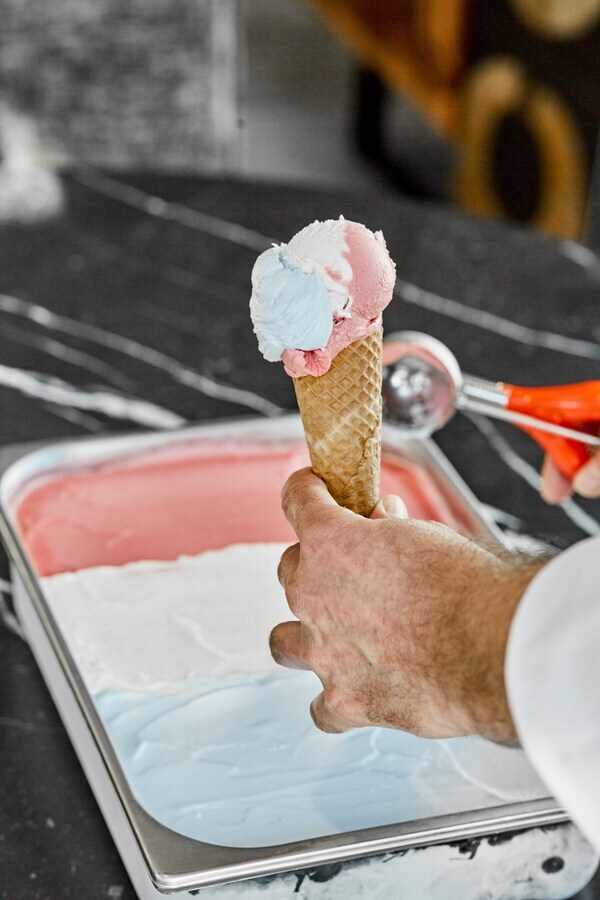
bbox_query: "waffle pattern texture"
[293,328,383,516]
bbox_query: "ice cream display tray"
[0,416,566,896]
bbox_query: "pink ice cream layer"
[14,441,473,577]
[282,221,396,378]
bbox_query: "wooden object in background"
[456,58,587,238]
[508,0,600,39]
[309,0,469,134]
[311,0,600,239]
[456,0,600,238]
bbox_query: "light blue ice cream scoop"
[250,246,332,362]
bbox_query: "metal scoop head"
[382,332,463,438]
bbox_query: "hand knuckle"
[325,686,352,719]
[281,475,311,519]
[281,484,295,519]
[277,543,299,586]
[269,625,287,664]
[284,578,305,616]
[309,705,327,732]
[310,696,341,734]
[301,636,319,667]
[313,716,339,735]
[276,557,288,587]
[282,567,318,621]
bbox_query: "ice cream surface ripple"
[41,545,547,848]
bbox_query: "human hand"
[271,469,543,743]
[541,453,600,504]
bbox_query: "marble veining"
[481,504,524,530]
[0,578,23,638]
[467,414,600,537]
[561,239,600,275]
[41,404,106,433]
[72,168,274,252]
[72,169,600,363]
[0,362,184,431]
[1,317,137,392]
[0,291,282,418]
[396,280,600,360]
[74,228,248,304]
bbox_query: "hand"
[541,453,600,504]
[271,469,543,743]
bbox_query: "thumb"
[281,467,350,538]
[370,494,408,520]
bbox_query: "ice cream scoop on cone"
[293,328,382,516]
[250,217,395,516]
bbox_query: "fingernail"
[573,467,600,498]
[380,495,408,518]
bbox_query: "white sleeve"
[505,536,600,851]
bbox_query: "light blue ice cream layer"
[97,669,509,849]
[250,247,332,361]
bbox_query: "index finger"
[540,455,572,505]
[281,468,350,540]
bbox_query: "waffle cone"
[293,328,382,516]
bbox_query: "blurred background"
[0,0,599,239]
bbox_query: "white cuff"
[505,536,600,850]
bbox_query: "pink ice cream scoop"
[250,217,396,377]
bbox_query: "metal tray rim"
[0,417,566,893]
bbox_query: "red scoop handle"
[502,381,600,479]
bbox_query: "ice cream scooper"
[382,331,600,478]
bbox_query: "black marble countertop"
[0,169,599,898]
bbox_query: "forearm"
[459,554,545,744]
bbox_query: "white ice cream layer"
[283,217,352,317]
[42,543,290,695]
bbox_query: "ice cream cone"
[293,327,383,516]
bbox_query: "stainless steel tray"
[0,416,565,895]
